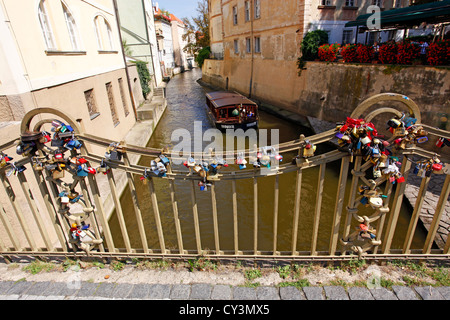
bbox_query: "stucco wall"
[202,59,450,131]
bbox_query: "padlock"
[52,169,65,179]
[416,136,428,144]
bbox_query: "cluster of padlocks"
[13,120,103,254]
[335,113,448,258]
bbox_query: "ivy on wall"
[134,60,152,99]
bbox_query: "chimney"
[155,2,159,13]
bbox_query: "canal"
[109,68,427,254]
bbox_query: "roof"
[206,91,258,108]
[345,0,450,28]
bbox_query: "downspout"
[249,0,254,98]
[113,0,138,121]
[141,0,157,88]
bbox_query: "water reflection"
[109,68,426,254]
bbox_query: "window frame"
[254,0,261,19]
[38,0,57,50]
[62,3,81,51]
[233,5,238,25]
[254,36,261,53]
[246,37,251,54]
[245,1,250,22]
[234,39,239,54]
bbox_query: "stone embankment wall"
[202,59,450,132]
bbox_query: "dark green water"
[109,68,427,254]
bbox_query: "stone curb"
[0,280,448,300]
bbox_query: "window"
[342,29,353,44]
[254,0,261,19]
[345,0,355,6]
[118,78,129,117]
[394,0,402,8]
[234,39,239,54]
[246,38,251,53]
[321,0,332,5]
[62,4,80,51]
[254,37,261,53]
[105,82,119,126]
[245,1,250,22]
[94,15,115,51]
[233,6,238,25]
[84,89,99,119]
[372,0,382,7]
[38,0,57,50]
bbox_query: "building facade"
[116,0,163,88]
[0,0,140,147]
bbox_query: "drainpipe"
[113,0,138,121]
[249,0,254,98]
[141,0,157,89]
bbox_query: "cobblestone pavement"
[0,280,448,300]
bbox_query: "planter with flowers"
[318,43,341,62]
[426,40,450,66]
[341,44,358,63]
[356,44,374,63]
[379,42,398,64]
[396,41,420,65]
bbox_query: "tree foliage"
[181,0,210,57]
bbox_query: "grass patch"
[22,260,56,275]
[244,268,262,282]
[278,279,311,289]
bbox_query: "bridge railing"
[0,93,449,262]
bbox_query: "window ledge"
[318,5,336,9]
[98,50,119,54]
[90,113,100,121]
[342,6,358,10]
[45,50,87,56]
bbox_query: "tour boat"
[205,91,259,131]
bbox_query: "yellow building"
[0,0,143,143]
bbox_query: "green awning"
[345,0,450,28]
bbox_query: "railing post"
[148,176,167,254]
[381,157,412,254]
[0,200,21,251]
[210,181,221,255]
[423,174,450,254]
[122,152,148,253]
[17,171,54,251]
[273,174,279,255]
[106,170,132,253]
[169,179,184,254]
[311,163,326,256]
[253,176,258,256]
[0,174,38,252]
[231,173,239,255]
[190,179,202,254]
[291,168,302,255]
[329,156,350,255]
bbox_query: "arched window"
[94,15,115,51]
[62,3,80,51]
[38,0,56,50]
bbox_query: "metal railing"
[0,93,449,262]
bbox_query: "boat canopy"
[206,91,257,109]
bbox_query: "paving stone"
[75,282,99,297]
[436,287,450,300]
[148,284,171,299]
[53,281,81,297]
[392,286,419,300]
[111,283,133,299]
[347,287,374,300]
[94,283,116,298]
[279,286,306,300]
[6,281,34,295]
[25,281,52,296]
[256,286,280,300]
[128,283,150,299]
[302,287,324,300]
[41,282,65,296]
[369,288,398,300]
[414,286,445,300]
[190,284,212,300]
[170,284,190,300]
[233,287,257,300]
[211,285,232,300]
[323,286,349,300]
[2,294,20,300]
[0,281,15,294]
